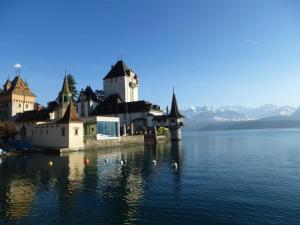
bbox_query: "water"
[1,129,300,225]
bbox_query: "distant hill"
[182,104,300,131]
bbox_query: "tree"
[67,74,78,98]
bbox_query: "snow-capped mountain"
[182,104,297,123]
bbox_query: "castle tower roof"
[60,76,71,96]
[169,92,184,119]
[58,98,81,123]
[3,78,11,91]
[103,60,131,80]
[1,75,35,97]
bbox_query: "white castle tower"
[168,90,184,140]
[103,60,138,102]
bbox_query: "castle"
[1,60,184,150]
[0,76,36,120]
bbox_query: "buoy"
[152,160,157,165]
[48,161,53,167]
[105,158,109,163]
[120,160,124,165]
[84,159,90,165]
[172,161,178,169]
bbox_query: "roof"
[15,109,51,123]
[59,76,71,96]
[103,60,132,80]
[57,98,82,123]
[152,115,168,122]
[0,76,36,97]
[103,94,123,105]
[78,86,98,102]
[3,79,11,90]
[92,99,162,115]
[168,93,184,118]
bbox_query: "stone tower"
[58,76,72,119]
[0,76,36,120]
[103,60,139,103]
[168,90,184,140]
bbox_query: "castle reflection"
[0,141,184,224]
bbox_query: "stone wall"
[84,135,144,149]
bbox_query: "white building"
[90,60,164,134]
[103,60,138,102]
[14,77,85,149]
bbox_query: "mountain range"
[182,104,300,131]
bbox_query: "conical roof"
[103,60,131,80]
[58,98,81,123]
[168,92,184,119]
[60,76,71,96]
[3,78,11,91]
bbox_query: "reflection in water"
[0,141,184,225]
[6,179,36,220]
[67,153,85,191]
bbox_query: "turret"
[58,76,72,118]
[3,78,11,92]
[168,90,184,140]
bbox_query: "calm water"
[1,129,300,225]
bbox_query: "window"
[46,129,48,135]
[41,129,43,135]
[97,121,118,137]
[19,104,21,108]
[25,104,28,109]
[74,128,79,136]
[61,127,65,137]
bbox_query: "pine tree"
[67,74,78,98]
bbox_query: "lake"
[1,129,300,225]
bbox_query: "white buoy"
[152,159,157,165]
[120,160,124,165]
[172,161,178,169]
[105,158,109,163]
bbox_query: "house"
[14,77,84,149]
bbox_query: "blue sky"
[0,0,300,109]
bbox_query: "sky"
[0,0,300,109]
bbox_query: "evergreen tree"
[67,74,78,98]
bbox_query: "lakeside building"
[78,60,165,134]
[14,77,120,149]
[0,76,36,120]
[8,59,184,150]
